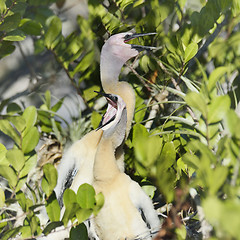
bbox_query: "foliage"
[0,0,240,239]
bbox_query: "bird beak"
[124,32,158,52]
[95,91,118,131]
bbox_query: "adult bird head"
[101,32,157,64]
[96,91,127,147]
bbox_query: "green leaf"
[6,149,25,172]
[76,208,92,223]
[63,189,77,208]
[20,18,42,36]
[93,192,104,216]
[224,109,240,138]
[0,188,5,208]
[46,192,60,222]
[208,66,229,92]
[42,221,63,235]
[0,13,21,32]
[41,163,58,197]
[3,29,26,41]
[22,106,38,136]
[157,142,176,171]
[0,41,16,58]
[184,42,198,63]
[62,203,80,226]
[20,153,37,178]
[0,119,21,147]
[70,223,88,240]
[185,92,207,118]
[22,126,39,153]
[91,111,102,129]
[7,116,26,134]
[208,95,231,124]
[0,165,18,188]
[132,124,149,147]
[134,135,162,167]
[0,143,7,166]
[16,190,27,211]
[44,16,62,49]
[83,85,100,102]
[6,103,22,114]
[76,183,96,209]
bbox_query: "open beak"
[95,91,118,131]
[124,32,157,52]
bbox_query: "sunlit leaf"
[22,126,39,153]
[76,183,96,209]
[46,192,60,222]
[42,163,58,197]
[0,165,18,188]
[184,42,198,63]
[22,106,38,136]
[0,188,5,208]
[45,16,62,49]
[6,149,25,172]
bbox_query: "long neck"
[100,50,125,91]
[94,137,120,182]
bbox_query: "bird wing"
[129,180,160,235]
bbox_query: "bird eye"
[113,96,118,102]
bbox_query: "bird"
[51,32,157,240]
[93,92,160,240]
[55,32,156,201]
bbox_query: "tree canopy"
[0,0,240,239]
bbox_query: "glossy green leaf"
[41,163,58,197]
[3,29,26,41]
[6,103,22,114]
[134,135,162,167]
[76,208,92,223]
[208,67,229,92]
[20,18,42,35]
[20,153,37,178]
[16,191,27,211]
[224,109,240,138]
[185,92,207,118]
[62,202,80,226]
[83,85,100,102]
[0,13,21,32]
[22,106,38,136]
[157,141,176,172]
[46,192,60,222]
[184,42,198,63]
[93,192,104,216]
[45,16,62,49]
[0,143,7,165]
[63,188,77,207]
[42,221,63,235]
[6,149,25,172]
[132,124,149,147]
[0,119,21,147]
[0,188,5,208]
[0,165,18,188]
[208,95,231,124]
[76,183,95,209]
[91,111,102,129]
[22,126,39,153]
[7,116,26,134]
[70,223,88,240]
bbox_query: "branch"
[188,13,229,69]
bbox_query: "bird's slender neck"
[100,51,125,92]
[94,136,120,182]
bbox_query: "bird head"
[101,32,157,63]
[96,92,127,147]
